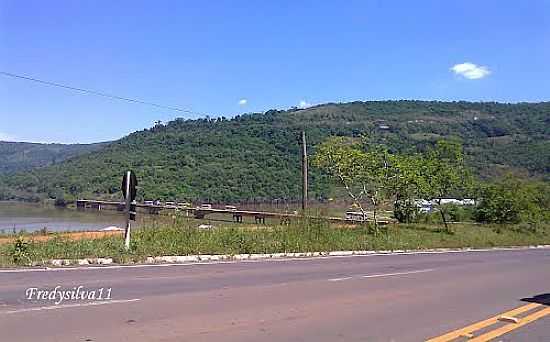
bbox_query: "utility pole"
[124,170,131,250]
[301,131,308,212]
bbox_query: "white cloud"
[298,100,312,109]
[238,99,248,106]
[0,132,16,142]
[450,62,491,80]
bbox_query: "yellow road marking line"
[469,306,550,342]
[426,303,541,341]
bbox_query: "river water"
[0,202,130,234]
[0,200,352,234]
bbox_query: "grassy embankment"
[1,217,549,267]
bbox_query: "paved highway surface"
[1,248,549,341]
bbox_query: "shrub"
[474,175,549,225]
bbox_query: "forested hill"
[0,141,108,174]
[1,100,548,202]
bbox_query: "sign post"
[122,170,137,250]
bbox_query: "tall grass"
[1,218,549,267]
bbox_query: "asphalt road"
[1,248,549,341]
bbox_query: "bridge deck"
[75,200,394,224]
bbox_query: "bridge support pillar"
[233,214,243,223]
[255,215,266,224]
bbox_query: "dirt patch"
[0,230,123,245]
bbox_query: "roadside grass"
[1,219,549,267]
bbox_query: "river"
[0,201,130,234]
[0,200,352,234]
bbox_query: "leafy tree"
[391,154,426,223]
[313,137,399,231]
[416,141,474,231]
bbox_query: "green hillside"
[1,100,548,202]
[0,141,108,174]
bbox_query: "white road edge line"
[0,298,141,315]
[361,268,434,278]
[328,277,353,282]
[327,268,434,282]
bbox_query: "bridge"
[75,199,394,225]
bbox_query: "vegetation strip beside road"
[1,220,549,267]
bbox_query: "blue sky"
[1,0,549,143]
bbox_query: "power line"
[0,71,199,115]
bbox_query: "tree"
[417,141,473,231]
[392,154,426,223]
[313,137,399,231]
